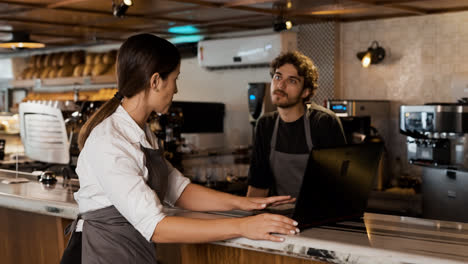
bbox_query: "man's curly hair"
[270,51,319,101]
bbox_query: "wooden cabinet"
[0,207,72,264]
[157,244,326,264]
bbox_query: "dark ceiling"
[1,0,468,51]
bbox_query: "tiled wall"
[298,22,336,105]
[339,11,468,180]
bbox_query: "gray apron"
[60,145,169,264]
[270,110,313,198]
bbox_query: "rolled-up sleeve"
[85,136,165,241]
[164,160,190,206]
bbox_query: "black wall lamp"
[0,32,45,49]
[112,0,133,18]
[356,41,385,68]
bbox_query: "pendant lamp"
[0,32,45,49]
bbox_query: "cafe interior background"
[1,0,468,234]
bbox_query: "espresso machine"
[400,104,468,222]
[247,83,276,139]
[247,83,276,123]
[326,99,390,144]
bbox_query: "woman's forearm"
[152,213,299,244]
[175,183,241,211]
[152,216,241,243]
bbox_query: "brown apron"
[269,109,313,198]
[60,145,169,264]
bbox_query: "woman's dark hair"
[270,51,318,101]
[78,34,181,150]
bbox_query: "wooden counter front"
[176,244,324,264]
[0,206,321,264]
[0,207,73,264]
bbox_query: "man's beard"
[272,90,302,108]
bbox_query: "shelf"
[8,75,117,92]
[0,131,20,135]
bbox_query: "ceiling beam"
[427,6,468,15]
[146,5,208,16]
[0,17,186,38]
[359,0,435,4]
[340,12,419,22]
[0,7,34,16]
[46,0,92,9]
[0,0,277,32]
[0,17,136,33]
[222,0,275,8]
[197,14,267,27]
[303,7,370,16]
[291,3,368,16]
[166,0,281,15]
[0,1,209,25]
[0,29,123,42]
[349,0,427,14]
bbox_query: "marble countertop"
[0,169,79,219]
[1,169,467,264]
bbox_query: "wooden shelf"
[0,131,19,135]
[9,75,117,92]
[9,79,36,88]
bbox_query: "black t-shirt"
[247,103,347,190]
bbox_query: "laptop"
[250,143,384,229]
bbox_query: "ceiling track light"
[273,19,293,32]
[356,41,385,68]
[112,0,133,18]
[272,2,293,32]
[0,32,45,50]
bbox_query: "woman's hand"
[238,213,299,242]
[235,195,296,211]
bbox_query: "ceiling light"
[112,0,132,18]
[273,20,293,32]
[168,25,200,34]
[168,35,203,44]
[356,41,385,67]
[0,32,45,49]
[272,2,292,32]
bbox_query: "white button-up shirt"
[74,105,190,241]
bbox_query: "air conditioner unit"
[198,32,297,69]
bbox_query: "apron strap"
[270,114,280,152]
[64,214,81,236]
[140,145,169,202]
[304,108,313,151]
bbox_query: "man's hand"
[235,195,296,211]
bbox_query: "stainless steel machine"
[400,104,468,168]
[327,99,390,144]
[400,103,468,222]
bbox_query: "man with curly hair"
[247,51,346,198]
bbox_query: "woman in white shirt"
[60,34,298,264]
